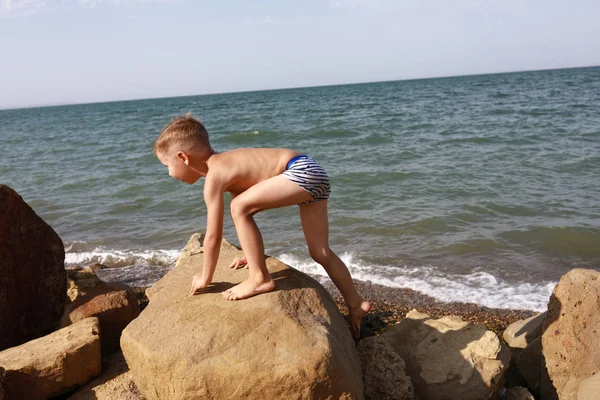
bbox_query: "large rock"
[0,317,101,400]
[505,386,535,400]
[121,234,363,400]
[503,312,545,351]
[68,352,145,400]
[541,268,600,400]
[504,313,545,391]
[0,366,4,400]
[383,309,510,400]
[61,268,140,355]
[357,336,413,400]
[578,372,600,400]
[517,337,542,397]
[0,185,66,350]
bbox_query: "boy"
[154,114,371,338]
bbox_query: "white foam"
[276,252,554,312]
[64,246,555,311]
[65,247,180,269]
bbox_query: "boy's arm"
[198,175,225,285]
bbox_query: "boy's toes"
[221,290,239,301]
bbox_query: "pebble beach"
[322,279,538,339]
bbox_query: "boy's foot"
[222,278,276,301]
[348,300,372,339]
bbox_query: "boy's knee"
[309,247,333,265]
[230,197,250,220]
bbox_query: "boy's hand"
[189,274,212,295]
[229,256,248,269]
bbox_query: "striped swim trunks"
[282,155,331,206]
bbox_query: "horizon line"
[2,64,598,112]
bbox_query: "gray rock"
[505,386,535,400]
[358,336,413,400]
[517,336,542,398]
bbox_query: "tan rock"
[505,386,535,400]
[68,352,145,400]
[0,184,66,351]
[121,234,363,400]
[578,372,600,400]
[358,336,413,400]
[0,317,101,400]
[517,336,541,397]
[66,266,110,302]
[504,312,545,391]
[503,312,546,350]
[541,268,600,400]
[61,268,140,355]
[383,310,510,400]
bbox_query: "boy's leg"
[223,175,312,300]
[299,200,371,339]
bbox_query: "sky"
[1,0,599,109]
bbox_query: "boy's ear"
[176,151,190,165]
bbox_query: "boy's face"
[157,150,199,184]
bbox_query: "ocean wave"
[65,247,180,269]
[276,252,554,311]
[63,244,554,311]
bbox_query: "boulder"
[505,386,535,400]
[383,309,510,400]
[0,317,101,400]
[68,352,145,400]
[517,337,542,397]
[0,366,4,400]
[61,268,140,355]
[541,268,600,400]
[578,372,600,400]
[121,234,363,400]
[503,312,545,351]
[0,184,66,350]
[504,313,545,390]
[357,336,413,400]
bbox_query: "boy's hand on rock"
[229,256,248,269]
[189,274,211,295]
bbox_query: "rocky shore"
[321,279,537,339]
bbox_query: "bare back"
[205,148,300,196]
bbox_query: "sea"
[2,67,599,312]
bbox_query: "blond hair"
[153,113,212,155]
